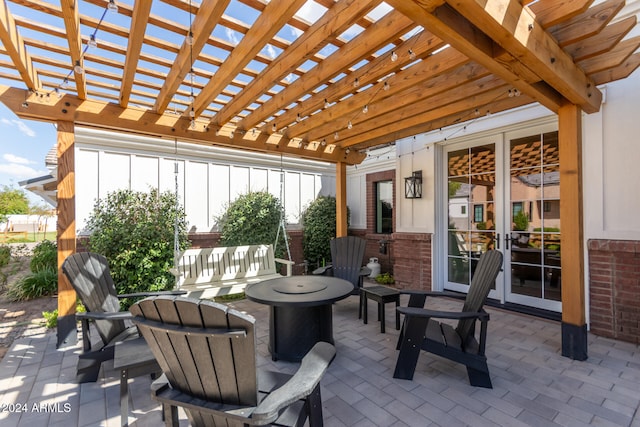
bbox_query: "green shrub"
[215,191,288,258]
[43,309,58,329]
[0,245,10,267]
[375,272,395,285]
[7,267,57,301]
[86,189,189,308]
[30,240,57,272]
[301,196,349,267]
[43,300,85,329]
[513,211,529,231]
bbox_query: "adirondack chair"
[61,251,185,383]
[393,250,503,388]
[313,236,369,296]
[130,296,336,427]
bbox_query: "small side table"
[114,337,161,427]
[360,285,400,333]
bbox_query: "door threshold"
[485,299,561,321]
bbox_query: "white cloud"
[0,163,46,179]
[3,154,33,165]
[225,28,240,45]
[295,1,327,25]
[265,45,277,60]
[0,117,37,137]
[15,121,36,137]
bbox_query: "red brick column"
[588,239,640,344]
[391,232,432,291]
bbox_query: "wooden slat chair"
[61,252,185,383]
[393,250,503,388]
[130,296,336,427]
[313,236,369,296]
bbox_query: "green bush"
[215,191,288,257]
[6,267,58,301]
[375,272,395,285]
[0,245,10,267]
[43,300,85,329]
[86,189,189,308]
[30,240,57,272]
[513,211,529,231]
[301,196,349,267]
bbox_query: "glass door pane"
[508,132,561,307]
[447,144,497,290]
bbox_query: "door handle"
[505,233,510,250]
[493,233,500,249]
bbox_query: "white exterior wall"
[583,1,640,241]
[74,128,335,233]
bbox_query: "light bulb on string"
[55,88,63,98]
[321,139,326,146]
[88,34,98,48]
[189,108,195,118]
[391,51,398,62]
[74,60,84,74]
[408,49,416,60]
[324,99,330,109]
[60,78,68,89]
[383,81,390,91]
[107,0,118,12]
[362,104,368,114]
[353,78,359,88]
[186,31,194,46]
[188,91,195,103]
[347,120,353,129]
[190,119,196,129]
[334,132,339,140]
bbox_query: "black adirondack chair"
[61,251,184,383]
[393,250,503,388]
[313,236,369,296]
[130,296,336,426]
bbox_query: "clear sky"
[0,102,57,206]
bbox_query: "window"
[512,202,523,217]
[376,180,393,233]
[474,204,484,223]
[461,205,467,215]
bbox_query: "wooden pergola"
[0,0,638,357]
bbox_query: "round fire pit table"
[245,275,353,362]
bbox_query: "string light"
[383,81,390,91]
[362,104,368,114]
[185,31,194,46]
[391,51,398,62]
[321,139,326,146]
[190,119,196,129]
[107,0,118,12]
[334,132,339,140]
[353,78,359,88]
[408,49,416,60]
[73,60,84,74]
[272,123,277,132]
[88,34,98,48]
[347,120,353,129]
[324,99,330,109]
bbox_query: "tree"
[0,185,30,216]
[301,196,349,268]
[215,191,288,258]
[85,189,189,307]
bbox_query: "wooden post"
[336,162,348,237]
[558,103,587,360]
[56,121,77,348]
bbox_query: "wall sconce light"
[404,170,422,199]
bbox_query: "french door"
[443,125,562,312]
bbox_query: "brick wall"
[391,232,432,291]
[588,239,640,344]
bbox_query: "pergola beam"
[233,5,409,132]
[0,85,365,165]
[0,0,41,91]
[153,0,230,114]
[120,0,152,107]
[442,0,602,113]
[193,0,308,118]
[60,0,86,99]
